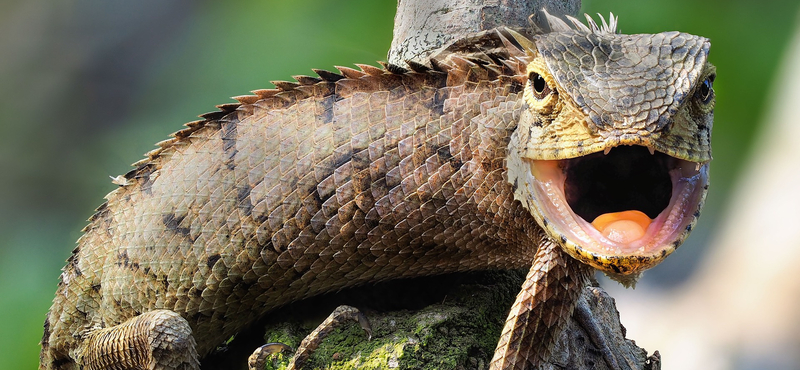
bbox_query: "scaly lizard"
[40,11,714,370]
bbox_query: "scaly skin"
[40,13,714,370]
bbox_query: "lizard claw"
[248,342,293,370]
[250,305,371,370]
[287,305,371,369]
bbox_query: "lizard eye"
[529,72,553,99]
[697,74,715,104]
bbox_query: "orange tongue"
[591,210,652,243]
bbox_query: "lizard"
[39,10,714,370]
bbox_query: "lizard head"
[504,12,715,283]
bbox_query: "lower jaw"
[523,156,708,267]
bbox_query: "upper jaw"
[515,144,709,275]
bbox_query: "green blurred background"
[1,0,797,369]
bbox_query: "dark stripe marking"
[162,213,190,237]
[221,120,238,170]
[207,254,221,268]
[236,186,253,216]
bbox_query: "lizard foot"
[247,342,292,370]
[76,309,199,370]
[290,305,371,369]
[248,305,372,370]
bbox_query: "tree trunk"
[388,0,580,67]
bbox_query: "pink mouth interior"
[527,146,708,256]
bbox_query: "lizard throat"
[522,145,709,274]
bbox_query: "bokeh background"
[1,0,798,369]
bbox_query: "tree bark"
[388,0,580,67]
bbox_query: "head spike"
[405,59,431,73]
[608,13,618,34]
[541,10,620,35]
[500,27,536,55]
[597,13,610,33]
[429,58,449,73]
[584,13,601,32]
[541,8,573,32]
[564,15,591,33]
[378,61,408,74]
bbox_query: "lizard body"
[41,12,714,370]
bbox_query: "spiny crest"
[541,8,618,35]
[120,54,521,185]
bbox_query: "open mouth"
[525,145,708,272]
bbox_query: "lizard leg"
[248,305,372,370]
[76,309,199,370]
[489,239,593,370]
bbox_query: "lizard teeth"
[603,147,611,155]
[647,146,656,155]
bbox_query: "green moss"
[263,352,289,370]
[263,322,304,349]
[263,317,408,369]
[257,271,524,370]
